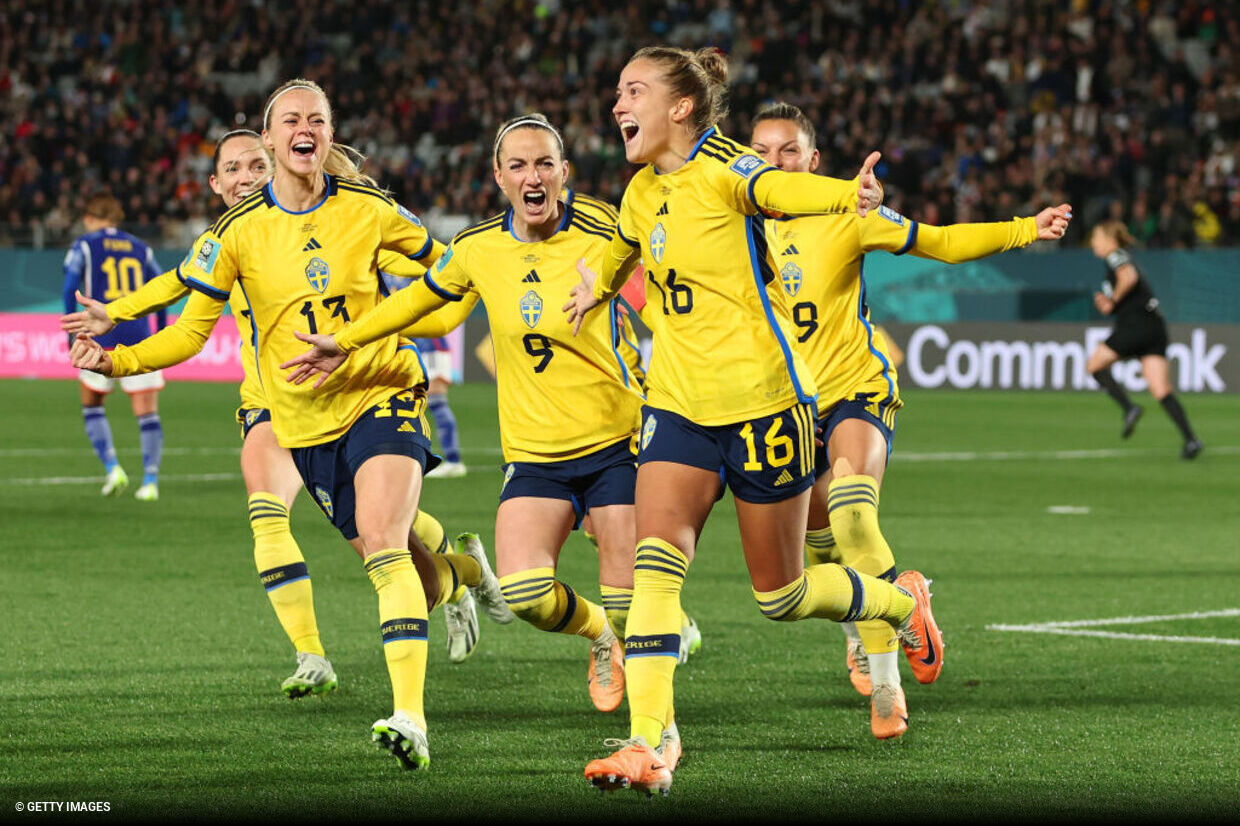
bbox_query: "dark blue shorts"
[814,395,898,479]
[291,389,439,540]
[499,437,636,529]
[637,402,817,504]
[236,406,272,440]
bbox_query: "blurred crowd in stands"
[3,0,1239,249]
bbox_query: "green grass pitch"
[2,378,1238,822]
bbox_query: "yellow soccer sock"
[425,553,481,611]
[413,509,468,603]
[827,475,900,654]
[753,563,914,625]
[626,538,689,746]
[498,567,607,639]
[365,549,429,730]
[250,493,323,656]
[600,585,633,640]
[805,525,838,566]
[827,475,896,579]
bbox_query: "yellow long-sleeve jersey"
[591,127,864,426]
[109,175,443,447]
[767,207,1038,418]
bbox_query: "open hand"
[279,331,347,388]
[60,290,116,336]
[561,258,602,336]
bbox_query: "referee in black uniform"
[1085,220,1202,459]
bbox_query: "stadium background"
[2,1,1238,821]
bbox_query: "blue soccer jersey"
[63,227,165,349]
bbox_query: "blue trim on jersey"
[265,174,330,215]
[744,216,815,405]
[505,202,570,243]
[398,341,429,381]
[422,270,463,302]
[409,235,434,261]
[857,259,896,408]
[747,165,776,211]
[180,269,230,301]
[607,300,631,388]
[616,224,640,247]
[894,221,919,256]
[686,126,717,162]
[235,277,261,386]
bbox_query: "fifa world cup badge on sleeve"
[396,204,423,227]
[878,205,905,226]
[194,238,220,273]
[729,154,763,178]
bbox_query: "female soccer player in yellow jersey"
[70,78,483,771]
[561,47,943,796]
[282,113,671,721]
[749,102,1071,741]
[63,131,503,693]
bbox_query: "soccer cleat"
[677,614,702,664]
[1182,439,1203,460]
[101,465,128,497]
[371,711,430,771]
[846,638,873,697]
[584,737,672,796]
[281,652,338,699]
[426,460,467,479]
[588,628,625,713]
[134,482,159,502]
[1121,404,1144,439]
[443,588,479,663]
[870,683,908,740]
[894,571,944,685]
[455,533,515,624]
[657,722,682,772]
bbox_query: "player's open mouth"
[522,190,547,213]
[292,141,315,158]
[619,120,639,144]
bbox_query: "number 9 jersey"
[177,174,442,448]
[422,192,643,463]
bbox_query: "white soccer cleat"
[426,460,467,479]
[443,588,479,663]
[677,615,702,664]
[280,652,338,699]
[455,533,515,624]
[101,465,129,497]
[372,710,430,770]
[134,482,159,502]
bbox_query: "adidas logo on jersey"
[783,244,799,255]
[773,469,795,486]
[397,422,418,434]
[522,269,541,283]
[656,202,669,216]
[303,237,323,251]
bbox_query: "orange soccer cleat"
[587,632,625,712]
[894,571,944,684]
[845,638,872,696]
[870,683,908,740]
[585,738,672,796]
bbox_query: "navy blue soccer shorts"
[499,436,636,529]
[814,394,898,479]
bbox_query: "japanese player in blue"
[63,191,165,500]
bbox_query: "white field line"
[5,472,241,487]
[989,609,1240,647]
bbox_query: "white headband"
[493,117,564,161]
[263,84,323,127]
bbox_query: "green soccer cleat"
[281,652,338,699]
[372,711,430,771]
[134,482,159,502]
[101,465,128,497]
[677,614,702,664]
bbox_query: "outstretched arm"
[104,289,227,376]
[909,204,1072,263]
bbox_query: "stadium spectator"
[3,1,1239,248]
